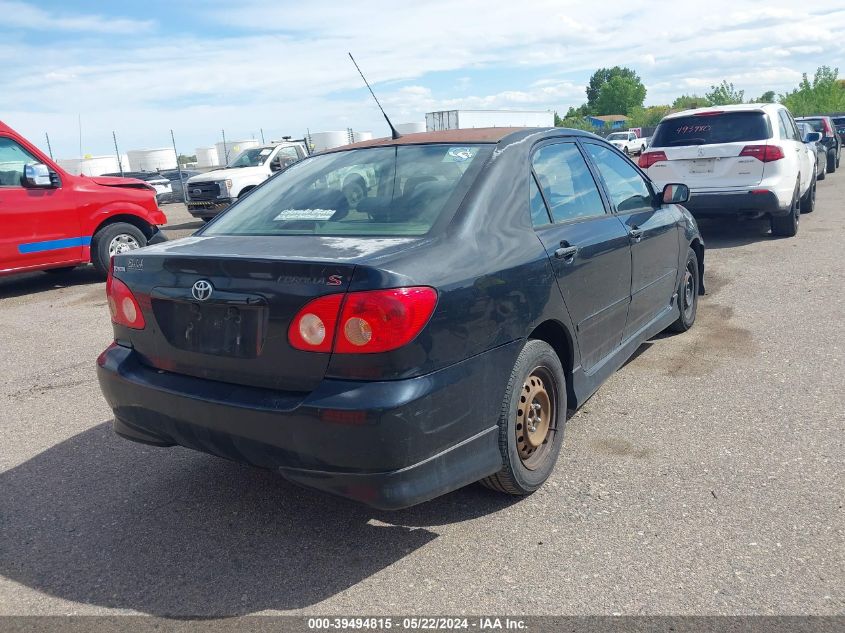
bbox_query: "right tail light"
[289,287,438,354]
[638,151,668,168]
[739,145,784,162]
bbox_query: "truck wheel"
[480,340,566,496]
[770,183,800,238]
[800,174,816,213]
[818,161,826,181]
[91,222,147,276]
[623,146,630,155]
[828,151,837,173]
[668,248,699,333]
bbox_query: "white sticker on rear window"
[273,208,336,221]
[443,147,478,163]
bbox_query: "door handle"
[628,227,644,242]
[554,241,578,261]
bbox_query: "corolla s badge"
[191,280,213,301]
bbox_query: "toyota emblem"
[191,280,213,301]
[192,188,202,196]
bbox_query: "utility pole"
[260,128,265,144]
[112,131,124,176]
[221,129,229,165]
[171,129,187,204]
[45,133,54,160]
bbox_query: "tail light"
[822,119,833,137]
[106,275,146,329]
[289,287,437,354]
[739,145,784,162]
[638,151,668,168]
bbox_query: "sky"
[1,0,844,159]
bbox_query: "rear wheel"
[91,222,147,276]
[770,183,800,238]
[828,151,837,173]
[818,160,826,181]
[800,174,816,213]
[480,340,566,496]
[668,248,699,333]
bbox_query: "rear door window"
[651,112,771,146]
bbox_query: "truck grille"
[186,182,220,201]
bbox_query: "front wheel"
[91,222,147,276]
[480,340,566,496]
[668,247,700,333]
[828,151,837,173]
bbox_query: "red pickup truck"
[0,121,167,277]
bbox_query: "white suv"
[639,103,816,237]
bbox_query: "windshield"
[204,144,492,237]
[606,133,628,141]
[651,112,771,146]
[228,147,274,168]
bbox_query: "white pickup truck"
[185,141,307,220]
[606,130,649,155]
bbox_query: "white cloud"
[1,0,843,157]
[0,1,153,33]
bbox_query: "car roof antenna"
[348,52,401,140]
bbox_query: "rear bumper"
[683,189,788,217]
[96,342,518,509]
[186,199,232,218]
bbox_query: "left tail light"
[107,274,146,329]
[289,287,437,354]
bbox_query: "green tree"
[593,75,647,115]
[586,67,645,112]
[705,80,745,105]
[755,90,776,103]
[672,94,709,110]
[779,66,845,116]
[627,104,671,128]
[555,116,595,131]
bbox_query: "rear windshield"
[203,144,491,237]
[651,112,771,147]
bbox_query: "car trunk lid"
[112,235,415,391]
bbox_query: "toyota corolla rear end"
[96,142,505,509]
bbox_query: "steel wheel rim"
[516,366,557,469]
[108,234,140,256]
[683,264,695,319]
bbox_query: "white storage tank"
[352,131,373,143]
[425,110,554,131]
[57,155,128,176]
[395,122,426,134]
[195,147,219,168]
[126,148,176,171]
[215,139,259,166]
[310,131,349,152]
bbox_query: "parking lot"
[0,173,843,616]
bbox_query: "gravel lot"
[0,173,842,617]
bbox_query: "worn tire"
[479,340,566,496]
[800,174,816,214]
[828,151,837,173]
[668,247,700,333]
[770,182,800,238]
[91,222,147,277]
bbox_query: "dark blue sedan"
[97,127,704,509]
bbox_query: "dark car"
[795,116,841,173]
[832,115,845,144]
[97,128,705,509]
[159,168,200,202]
[797,122,827,181]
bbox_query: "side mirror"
[804,131,822,144]
[662,183,690,205]
[23,163,53,188]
